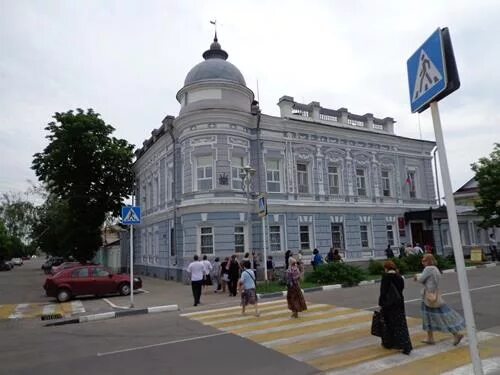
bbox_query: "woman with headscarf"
[415,254,465,346]
[286,258,307,318]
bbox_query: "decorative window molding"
[299,215,313,223]
[330,216,344,223]
[359,216,371,223]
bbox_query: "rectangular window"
[197,156,213,191]
[386,224,395,246]
[297,163,309,194]
[356,168,366,196]
[360,224,370,248]
[266,160,281,192]
[381,170,391,197]
[407,170,417,198]
[331,223,345,249]
[231,156,244,190]
[234,226,245,253]
[328,164,340,195]
[200,227,214,254]
[167,166,174,201]
[170,227,175,256]
[269,225,281,252]
[299,225,311,250]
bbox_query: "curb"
[256,262,498,300]
[44,304,179,327]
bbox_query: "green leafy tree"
[0,220,11,261]
[471,143,500,228]
[32,109,134,262]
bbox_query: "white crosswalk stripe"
[0,301,86,320]
[184,299,500,374]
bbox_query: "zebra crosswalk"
[181,299,500,374]
[0,301,85,320]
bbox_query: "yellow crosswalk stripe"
[184,300,500,374]
[0,301,85,320]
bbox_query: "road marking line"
[441,356,500,375]
[181,299,286,317]
[8,303,29,319]
[42,304,57,315]
[71,300,85,314]
[103,298,130,310]
[325,331,498,375]
[96,332,230,357]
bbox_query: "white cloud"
[1,0,499,194]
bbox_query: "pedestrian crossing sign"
[407,28,447,113]
[121,206,141,225]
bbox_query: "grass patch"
[256,280,320,294]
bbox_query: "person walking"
[212,257,221,293]
[239,261,259,316]
[187,255,204,306]
[415,254,465,346]
[489,233,498,261]
[228,254,240,297]
[220,257,230,293]
[311,248,323,270]
[326,247,335,263]
[266,256,275,281]
[286,258,307,318]
[332,249,343,263]
[413,243,424,255]
[405,243,414,256]
[378,260,412,355]
[202,255,212,294]
[385,244,395,259]
[284,250,292,270]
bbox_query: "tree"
[471,143,500,228]
[0,192,37,245]
[0,219,11,261]
[32,109,134,262]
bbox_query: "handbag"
[371,310,385,337]
[424,289,443,308]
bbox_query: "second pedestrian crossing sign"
[121,206,141,225]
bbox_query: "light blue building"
[130,35,437,281]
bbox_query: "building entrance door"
[410,222,424,245]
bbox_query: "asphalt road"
[1,261,500,374]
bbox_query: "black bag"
[371,310,385,337]
[384,282,403,307]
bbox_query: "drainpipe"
[252,101,263,261]
[433,146,441,206]
[164,116,177,277]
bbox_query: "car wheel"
[57,288,71,302]
[119,283,131,296]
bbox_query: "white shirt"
[187,261,204,281]
[202,259,212,275]
[413,246,423,254]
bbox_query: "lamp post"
[241,165,256,268]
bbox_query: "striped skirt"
[421,301,465,334]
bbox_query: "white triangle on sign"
[124,208,139,223]
[412,49,443,102]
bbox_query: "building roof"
[184,34,246,87]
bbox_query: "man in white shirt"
[187,255,204,306]
[413,243,424,255]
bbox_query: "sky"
[1,0,499,197]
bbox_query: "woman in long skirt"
[378,260,412,355]
[415,254,465,345]
[286,258,307,318]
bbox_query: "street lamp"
[241,165,256,267]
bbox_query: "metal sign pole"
[430,101,483,374]
[130,197,134,308]
[262,215,268,281]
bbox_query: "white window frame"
[360,224,372,248]
[266,159,282,193]
[386,224,396,246]
[299,224,312,250]
[328,163,341,195]
[199,226,214,255]
[269,225,282,252]
[331,223,345,250]
[356,168,367,196]
[195,156,213,192]
[234,225,245,253]
[297,162,310,194]
[231,156,245,190]
[381,170,391,197]
[406,169,418,199]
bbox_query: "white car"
[11,258,23,266]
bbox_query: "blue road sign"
[407,28,448,113]
[122,206,141,225]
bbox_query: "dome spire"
[202,31,228,60]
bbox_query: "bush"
[368,259,384,275]
[402,254,424,273]
[435,254,455,270]
[305,262,367,287]
[392,257,409,275]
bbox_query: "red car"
[43,265,142,302]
